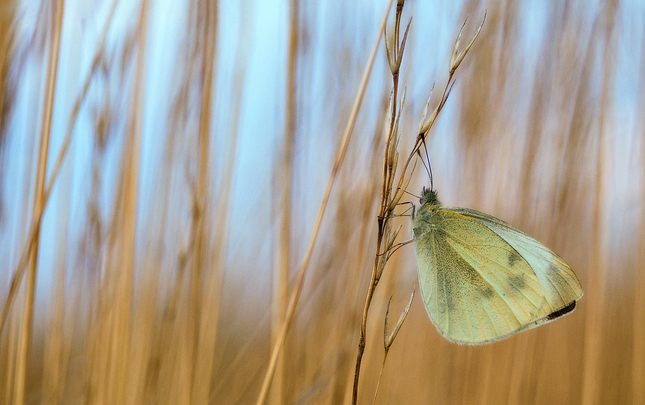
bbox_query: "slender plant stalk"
[580,104,607,405]
[634,24,645,401]
[352,10,485,403]
[634,55,645,404]
[270,0,299,402]
[103,0,149,402]
[190,0,221,403]
[13,1,63,403]
[582,8,616,403]
[189,0,215,400]
[352,5,413,403]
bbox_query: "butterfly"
[412,187,583,344]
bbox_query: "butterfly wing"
[415,207,582,344]
[449,207,583,317]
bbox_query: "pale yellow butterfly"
[412,187,583,344]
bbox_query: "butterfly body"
[412,187,583,344]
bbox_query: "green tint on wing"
[417,209,554,343]
[448,208,584,315]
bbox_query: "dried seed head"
[450,11,486,74]
[384,289,415,350]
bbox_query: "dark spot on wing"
[546,301,577,321]
[480,286,495,298]
[507,275,526,290]
[508,251,521,267]
[548,264,561,276]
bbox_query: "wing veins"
[435,230,525,337]
[502,234,581,307]
[441,227,542,317]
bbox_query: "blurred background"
[0,0,643,403]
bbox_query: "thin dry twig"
[352,9,485,404]
[352,4,411,402]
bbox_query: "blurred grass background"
[0,0,644,404]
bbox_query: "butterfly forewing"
[448,207,583,314]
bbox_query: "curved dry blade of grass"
[254,1,396,403]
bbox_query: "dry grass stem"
[189,0,219,402]
[102,1,148,403]
[634,34,645,405]
[581,8,616,403]
[352,7,484,404]
[269,0,299,402]
[255,1,396,402]
[12,1,63,403]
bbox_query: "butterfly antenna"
[416,148,431,180]
[417,135,434,191]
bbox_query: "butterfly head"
[419,187,441,211]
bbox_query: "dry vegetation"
[0,0,644,404]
